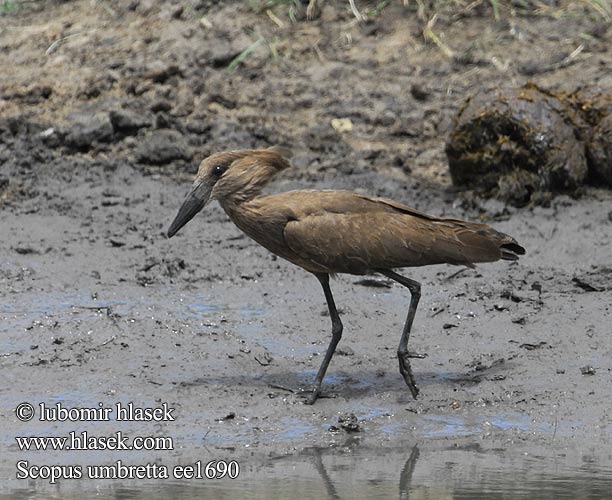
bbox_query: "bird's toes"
[297,387,337,404]
[398,357,420,398]
[409,385,420,399]
[295,387,320,405]
[401,371,420,398]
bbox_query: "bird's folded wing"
[283,212,453,274]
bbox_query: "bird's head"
[167,146,292,238]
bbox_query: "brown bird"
[167,147,525,404]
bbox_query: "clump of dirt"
[329,413,361,433]
[566,85,612,186]
[566,84,612,128]
[447,82,612,204]
[587,113,612,186]
[445,84,588,206]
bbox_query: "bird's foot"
[306,390,319,405]
[398,353,420,399]
[296,386,336,404]
[293,386,320,405]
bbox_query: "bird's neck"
[217,193,261,224]
[218,195,275,250]
[218,189,257,210]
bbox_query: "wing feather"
[283,212,472,274]
[250,189,523,275]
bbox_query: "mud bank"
[2,162,612,497]
[2,0,612,497]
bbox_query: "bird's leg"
[379,269,422,399]
[306,273,343,405]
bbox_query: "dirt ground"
[2,0,612,496]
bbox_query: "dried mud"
[1,0,612,497]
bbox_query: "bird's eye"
[213,164,227,177]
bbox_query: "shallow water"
[2,444,612,500]
[3,287,612,500]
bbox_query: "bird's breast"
[220,201,328,272]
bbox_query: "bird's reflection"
[312,447,341,500]
[399,446,420,499]
[308,441,421,500]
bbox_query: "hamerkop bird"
[167,147,525,404]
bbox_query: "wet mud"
[2,0,612,497]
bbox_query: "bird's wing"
[283,211,460,274]
[275,190,519,274]
[357,195,441,221]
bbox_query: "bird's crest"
[202,147,292,204]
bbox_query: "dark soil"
[1,0,612,495]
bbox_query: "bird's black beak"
[167,182,212,238]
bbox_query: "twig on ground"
[46,32,94,55]
[423,14,454,59]
[349,0,365,21]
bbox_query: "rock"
[109,109,150,134]
[446,84,588,206]
[64,113,114,151]
[580,365,596,375]
[39,127,60,148]
[337,413,361,433]
[136,130,190,165]
[330,118,353,133]
[586,113,612,187]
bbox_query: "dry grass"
[255,0,612,23]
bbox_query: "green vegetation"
[228,36,265,70]
[584,0,612,21]
[0,0,17,15]
[227,33,281,71]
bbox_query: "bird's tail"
[500,240,526,261]
[432,219,526,266]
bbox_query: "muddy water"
[2,284,612,499]
[2,445,612,499]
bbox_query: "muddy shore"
[2,0,612,497]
